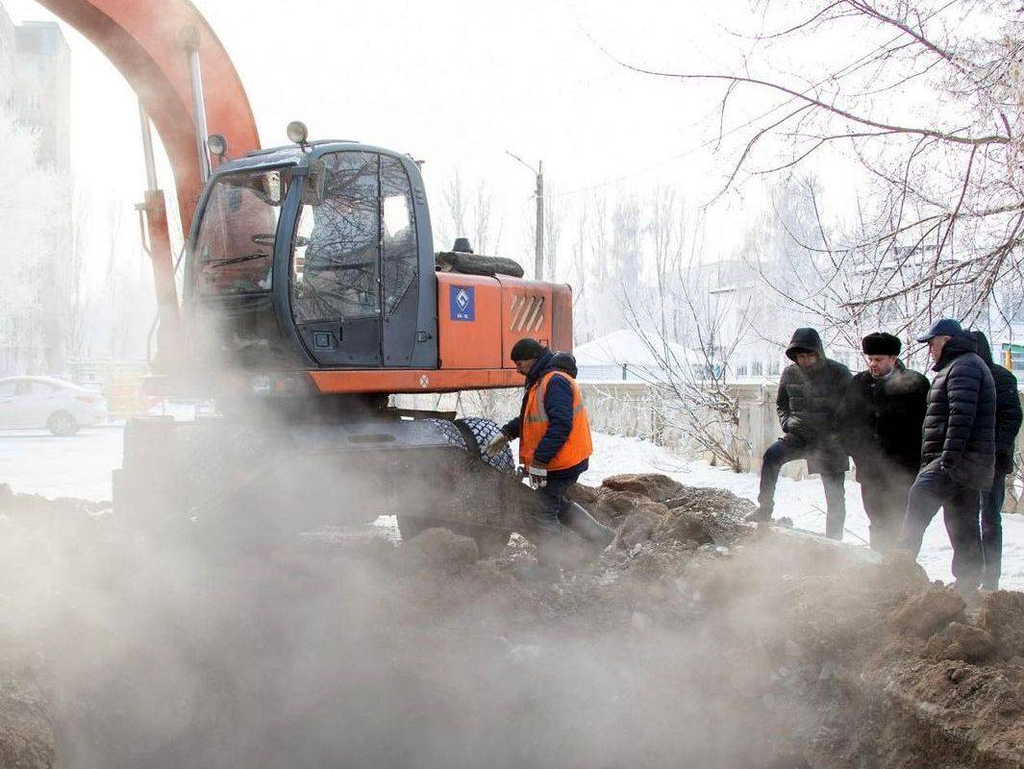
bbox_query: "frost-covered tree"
[623,0,1024,332]
[0,107,64,374]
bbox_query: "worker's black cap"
[862,332,901,356]
[916,318,962,343]
[510,337,547,362]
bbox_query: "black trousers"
[980,473,1007,589]
[897,460,983,591]
[758,437,846,540]
[534,473,579,534]
[858,465,915,552]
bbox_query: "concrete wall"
[395,381,791,474]
[399,382,1024,504]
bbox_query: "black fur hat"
[861,332,901,356]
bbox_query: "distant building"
[12,19,70,170]
[0,5,69,169]
[0,3,71,376]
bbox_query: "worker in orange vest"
[484,337,614,554]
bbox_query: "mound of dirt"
[3,474,1024,768]
[0,644,56,769]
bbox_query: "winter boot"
[561,501,615,555]
[744,506,772,524]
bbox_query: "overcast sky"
[0,0,881,288]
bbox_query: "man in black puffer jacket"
[970,330,1022,590]
[896,319,996,597]
[751,328,852,539]
[840,332,929,552]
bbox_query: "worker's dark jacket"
[502,350,588,478]
[972,331,1023,477]
[921,334,996,490]
[840,362,929,478]
[776,328,852,474]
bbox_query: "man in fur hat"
[840,332,929,551]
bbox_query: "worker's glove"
[527,465,548,489]
[483,432,509,459]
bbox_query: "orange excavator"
[35,0,580,551]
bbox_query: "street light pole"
[534,160,544,280]
[507,151,545,280]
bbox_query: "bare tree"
[617,0,1024,329]
[618,194,752,471]
[544,192,563,281]
[588,190,611,286]
[63,185,91,362]
[470,180,500,256]
[646,186,688,342]
[436,171,504,257]
[612,195,642,297]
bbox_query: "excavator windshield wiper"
[204,253,270,269]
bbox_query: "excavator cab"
[184,143,440,380]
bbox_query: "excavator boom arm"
[35,0,260,235]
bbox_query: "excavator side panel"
[435,273,504,369]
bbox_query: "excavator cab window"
[291,152,381,323]
[195,167,293,295]
[289,151,422,367]
[381,155,418,316]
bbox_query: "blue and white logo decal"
[450,285,475,321]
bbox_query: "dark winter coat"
[921,333,996,490]
[841,361,929,478]
[776,328,852,474]
[972,331,1023,477]
[502,350,588,478]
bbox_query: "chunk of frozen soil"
[601,473,686,503]
[978,590,1024,658]
[655,508,716,546]
[615,506,667,550]
[663,487,755,519]
[589,488,660,526]
[950,622,996,661]
[889,588,966,638]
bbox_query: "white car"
[0,376,108,435]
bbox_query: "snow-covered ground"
[1,426,1020,590]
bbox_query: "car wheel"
[47,410,79,436]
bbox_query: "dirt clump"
[925,621,997,662]
[601,472,687,502]
[613,505,667,549]
[889,587,966,638]
[583,486,661,526]
[978,590,1024,658]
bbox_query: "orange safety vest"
[519,370,593,470]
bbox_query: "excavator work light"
[287,120,309,145]
[207,133,227,158]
